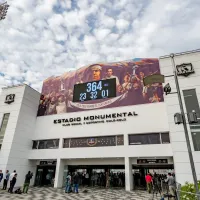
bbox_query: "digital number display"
[73,79,116,102]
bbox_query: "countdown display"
[73,79,116,102]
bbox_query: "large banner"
[37,58,163,116]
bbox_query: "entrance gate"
[65,165,125,188]
[35,164,56,187]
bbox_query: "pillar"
[54,158,64,188]
[125,157,133,191]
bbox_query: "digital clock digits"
[73,78,116,102]
[86,81,102,92]
[79,92,86,101]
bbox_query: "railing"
[176,182,200,200]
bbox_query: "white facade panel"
[159,50,200,185]
[0,85,41,187]
[33,102,169,140]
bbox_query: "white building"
[0,50,199,191]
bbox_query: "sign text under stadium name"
[53,111,138,126]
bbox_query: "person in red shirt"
[145,173,153,193]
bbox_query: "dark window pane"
[161,133,170,144]
[38,140,45,149]
[0,113,10,145]
[46,139,59,149]
[191,132,200,151]
[35,140,59,149]
[117,135,124,146]
[32,141,38,149]
[183,89,200,151]
[63,139,70,148]
[129,133,160,145]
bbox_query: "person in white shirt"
[8,170,16,192]
[104,68,120,86]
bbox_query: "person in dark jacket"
[23,171,33,193]
[0,170,3,183]
[73,172,79,193]
[9,174,17,193]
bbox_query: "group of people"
[0,169,33,194]
[145,173,176,198]
[65,171,125,193]
[65,172,79,193]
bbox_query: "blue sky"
[0,0,200,92]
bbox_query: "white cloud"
[94,28,111,40]
[0,0,200,92]
[116,19,130,30]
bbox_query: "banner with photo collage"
[37,58,164,116]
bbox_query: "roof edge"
[159,49,200,59]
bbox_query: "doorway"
[132,164,174,190]
[67,165,125,188]
[34,165,56,187]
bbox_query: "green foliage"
[180,181,200,200]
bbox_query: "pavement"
[0,187,163,200]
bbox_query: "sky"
[0,0,200,92]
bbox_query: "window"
[32,141,38,149]
[70,136,116,148]
[129,133,160,145]
[0,113,10,149]
[183,89,200,151]
[161,133,170,144]
[32,139,59,149]
[191,132,200,151]
[63,139,70,148]
[117,135,124,146]
[129,132,170,145]
[63,135,124,148]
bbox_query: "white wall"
[0,85,25,173]
[29,102,172,160]
[0,85,40,187]
[33,102,169,139]
[159,51,200,185]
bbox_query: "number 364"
[86,81,102,92]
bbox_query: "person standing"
[73,172,79,193]
[85,172,89,186]
[106,172,110,188]
[145,173,153,193]
[2,170,10,190]
[8,170,16,192]
[0,170,3,184]
[165,173,176,199]
[65,173,71,193]
[23,171,33,193]
[46,173,51,185]
[9,174,17,193]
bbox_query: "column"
[54,158,64,188]
[125,157,133,191]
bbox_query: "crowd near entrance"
[133,164,174,191]
[66,165,125,188]
[63,164,174,191]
